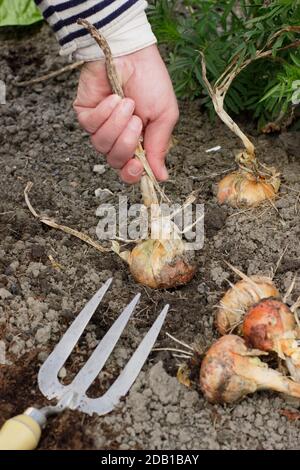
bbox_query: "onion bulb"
[216,273,279,335]
[243,298,300,381]
[127,239,196,289]
[200,335,300,403]
[217,167,280,208]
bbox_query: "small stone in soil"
[93,164,106,175]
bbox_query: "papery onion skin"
[243,298,296,352]
[128,239,196,289]
[216,276,280,335]
[217,170,280,208]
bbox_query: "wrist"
[72,11,156,61]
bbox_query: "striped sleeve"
[34,0,157,60]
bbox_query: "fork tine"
[67,293,141,396]
[79,304,169,414]
[38,278,113,398]
[106,304,169,402]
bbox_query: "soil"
[1,25,300,450]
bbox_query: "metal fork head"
[38,279,168,416]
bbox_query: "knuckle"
[73,97,80,111]
[76,110,93,133]
[111,115,126,133]
[107,154,125,169]
[77,113,87,129]
[122,132,137,151]
[90,135,110,155]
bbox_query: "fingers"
[144,106,179,181]
[91,98,135,154]
[107,115,143,169]
[75,94,121,134]
[75,94,144,181]
[75,94,178,184]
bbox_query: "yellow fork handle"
[0,414,42,450]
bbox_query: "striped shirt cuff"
[73,10,156,60]
[35,0,157,59]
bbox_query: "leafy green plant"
[0,0,42,27]
[149,0,300,127]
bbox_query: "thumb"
[143,113,178,181]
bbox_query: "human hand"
[73,44,179,183]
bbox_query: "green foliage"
[0,0,42,27]
[148,0,300,126]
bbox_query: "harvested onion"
[243,298,300,381]
[117,176,196,289]
[216,270,279,335]
[201,54,280,208]
[200,335,300,403]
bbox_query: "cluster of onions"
[199,267,300,403]
[175,264,300,404]
[79,20,196,289]
[201,53,280,208]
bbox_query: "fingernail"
[160,165,169,181]
[128,161,142,176]
[128,116,142,132]
[121,99,134,115]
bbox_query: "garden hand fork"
[0,278,169,450]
